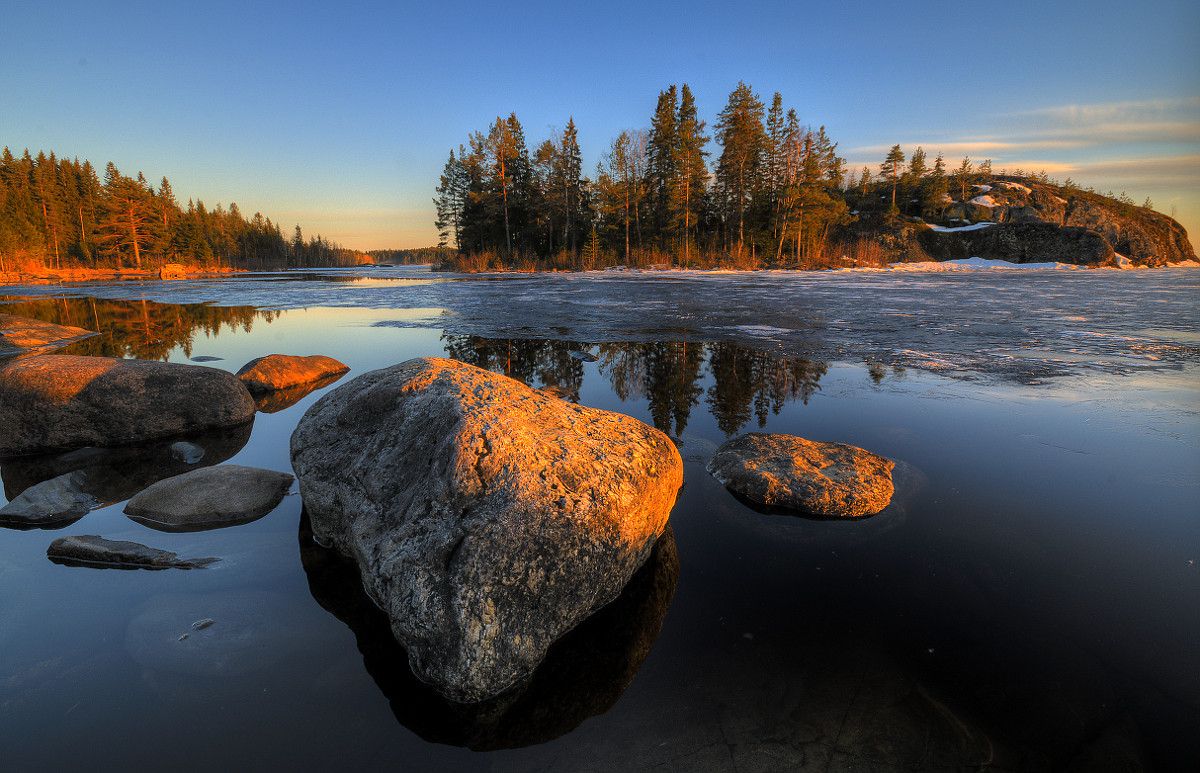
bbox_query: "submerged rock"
[291,356,682,702]
[0,471,98,529]
[236,353,349,395]
[0,355,255,456]
[46,535,218,569]
[0,313,98,360]
[123,465,294,532]
[707,432,894,519]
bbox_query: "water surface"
[1,266,1197,771]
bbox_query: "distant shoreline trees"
[0,148,367,273]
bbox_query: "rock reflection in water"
[441,334,828,438]
[298,513,679,750]
[0,421,253,510]
[250,372,348,414]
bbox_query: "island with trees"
[434,82,1195,271]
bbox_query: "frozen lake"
[1,265,1197,771]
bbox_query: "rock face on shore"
[930,180,1194,266]
[290,357,682,702]
[124,465,294,532]
[0,355,255,456]
[0,313,98,360]
[918,222,1116,266]
[707,433,894,519]
[236,354,349,395]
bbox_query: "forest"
[434,81,1155,271]
[0,148,376,274]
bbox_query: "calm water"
[1,267,1197,772]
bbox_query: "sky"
[5,0,1199,251]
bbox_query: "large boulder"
[707,432,894,519]
[290,356,682,702]
[0,355,255,457]
[0,313,97,360]
[236,354,349,395]
[124,465,294,532]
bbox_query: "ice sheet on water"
[5,266,1198,384]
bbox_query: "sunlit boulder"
[0,355,255,456]
[707,432,894,519]
[236,353,349,395]
[290,356,682,702]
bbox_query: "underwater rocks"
[707,432,894,519]
[123,464,294,532]
[0,355,255,456]
[291,356,682,702]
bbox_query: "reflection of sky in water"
[0,271,1198,770]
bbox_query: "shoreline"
[0,265,242,287]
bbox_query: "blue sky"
[5,0,1198,250]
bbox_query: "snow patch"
[996,182,1031,194]
[973,184,992,191]
[969,195,997,207]
[927,222,997,233]
[888,257,1078,271]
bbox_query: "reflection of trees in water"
[441,335,587,399]
[442,335,828,438]
[706,343,827,436]
[0,296,278,362]
[597,343,704,437]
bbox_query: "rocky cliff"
[869,178,1195,267]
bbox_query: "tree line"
[435,82,859,270]
[0,147,363,273]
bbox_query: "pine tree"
[880,144,905,211]
[675,85,709,263]
[646,85,680,249]
[715,81,766,259]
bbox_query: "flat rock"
[123,464,293,532]
[707,432,895,518]
[0,471,98,529]
[290,356,682,702]
[46,534,218,569]
[0,313,98,360]
[236,354,349,395]
[0,355,256,456]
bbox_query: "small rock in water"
[47,534,218,570]
[124,464,294,532]
[707,432,894,519]
[189,356,224,362]
[0,470,99,528]
[567,350,598,363]
[169,441,206,464]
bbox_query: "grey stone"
[123,464,294,532]
[0,355,256,456]
[707,432,894,519]
[291,356,682,702]
[46,534,218,569]
[0,471,98,528]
